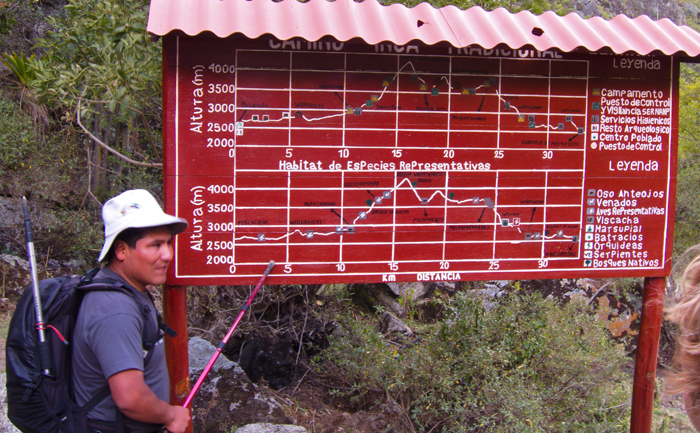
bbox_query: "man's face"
[118,226,174,291]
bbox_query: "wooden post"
[630,276,666,433]
[163,283,192,433]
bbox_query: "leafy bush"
[674,64,700,257]
[379,0,553,15]
[321,291,630,432]
[674,157,700,257]
[0,99,35,175]
[28,0,163,197]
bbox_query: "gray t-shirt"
[72,268,169,433]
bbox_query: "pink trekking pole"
[182,260,275,408]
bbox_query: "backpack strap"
[79,270,176,338]
[83,384,111,413]
[79,279,177,352]
[80,267,101,285]
[142,289,178,338]
[160,320,178,338]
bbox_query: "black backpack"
[5,268,176,433]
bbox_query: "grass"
[0,312,11,338]
[0,311,11,374]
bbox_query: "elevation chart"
[164,37,676,285]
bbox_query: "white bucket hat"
[98,189,188,262]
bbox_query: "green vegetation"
[675,64,700,256]
[0,99,35,175]
[4,0,164,201]
[381,0,551,14]
[0,313,11,373]
[320,291,630,432]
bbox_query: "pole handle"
[264,260,275,276]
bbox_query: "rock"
[484,280,509,290]
[189,336,235,373]
[235,423,307,433]
[189,338,291,432]
[189,366,291,433]
[0,374,21,433]
[575,0,599,17]
[352,284,405,316]
[477,286,506,299]
[0,254,31,302]
[336,410,391,432]
[0,198,22,229]
[386,282,429,300]
[355,283,445,319]
[385,283,401,296]
[239,338,295,390]
[563,288,587,299]
[0,254,30,273]
[516,279,584,301]
[62,259,87,273]
[376,312,413,337]
[0,197,59,232]
[414,297,445,323]
[435,281,456,291]
[474,283,509,310]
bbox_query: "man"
[72,189,191,433]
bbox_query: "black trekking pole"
[22,197,53,376]
[182,260,275,409]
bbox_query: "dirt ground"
[275,381,400,433]
[268,365,696,433]
[654,378,695,432]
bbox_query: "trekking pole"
[22,197,53,376]
[182,260,275,409]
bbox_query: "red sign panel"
[163,35,678,285]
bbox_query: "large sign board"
[163,35,678,285]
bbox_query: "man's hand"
[163,405,191,433]
[109,369,191,431]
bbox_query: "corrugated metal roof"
[147,0,700,57]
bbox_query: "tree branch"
[83,140,103,208]
[127,106,161,162]
[679,133,700,146]
[586,280,614,307]
[76,100,162,168]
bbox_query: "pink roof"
[147,0,700,57]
